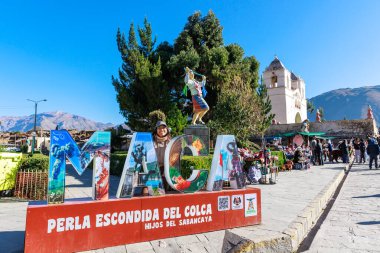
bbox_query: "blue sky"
[1,1,379,124]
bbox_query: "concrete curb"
[234,162,352,253]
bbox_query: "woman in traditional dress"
[184,67,209,125]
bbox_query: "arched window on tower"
[271,75,278,88]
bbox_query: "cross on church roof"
[265,56,285,71]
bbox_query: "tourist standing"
[359,139,366,163]
[310,137,317,165]
[315,139,324,165]
[366,136,379,169]
[339,140,349,163]
[353,138,361,163]
[153,121,171,189]
[327,140,333,162]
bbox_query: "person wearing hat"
[153,121,171,189]
[184,67,209,125]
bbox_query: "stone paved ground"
[0,164,120,253]
[79,163,347,253]
[306,163,380,253]
[0,201,28,253]
[0,162,347,253]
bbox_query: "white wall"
[263,61,307,124]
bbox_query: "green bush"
[21,145,28,154]
[110,154,214,179]
[180,155,213,179]
[16,153,129,176]
[110,153,128,176]
[112,151,128,155]
[18,154,49,171]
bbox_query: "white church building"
[263,57,307,124]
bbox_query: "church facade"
[263,57,307,124]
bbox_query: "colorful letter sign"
[47,130,111,204]
[164,135,209,193]
[28,132,262,252]
[47,131,246,202]
[207,135,246,191]
[116,133,165,198]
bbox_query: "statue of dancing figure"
[367,105,374,120]
[184,67,209,125]
[316,109,321,122]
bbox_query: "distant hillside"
[309,86,380,121]
[0,111,114,132]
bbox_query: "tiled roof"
[291,72,299,81]
[265,56,285,71]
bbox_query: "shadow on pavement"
[352,194,380,199]
[319,167,346,171]
[0,231,24,253]
[66,164,120,198]
[357,221,380,225]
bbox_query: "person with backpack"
[366,136,379,169]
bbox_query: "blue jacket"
[367,138,379,156]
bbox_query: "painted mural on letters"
[207,135,246,191]
[47,130,111,204]
[164,135,209,193]
[117,133,165,198]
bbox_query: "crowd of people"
[281,134,380,170]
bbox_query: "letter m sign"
[47,130,111,204]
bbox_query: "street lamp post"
[27,99,47,155]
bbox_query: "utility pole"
[27,99,47,155]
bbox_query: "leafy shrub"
[16,153,130,176]
[112,151,128,155]
[109,153,214,180]
[180,155,213,179]
[148,110,166,128]
[21,144,28,154]
[110,153,128,176]
[17,154,49,171]
[166,106,188,136]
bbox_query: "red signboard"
[25,188,261,253]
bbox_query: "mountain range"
[309,85,380,121]
[0,111,114,132]
[1,85,379,132]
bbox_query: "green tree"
[166,11,259,118]
[148,108,187,136]
[112,19,173,131]
[256,77,275,139]
[112,12,261,145]
[208,76,261,147]
[166,105,188,136]
[307,99,315,114]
